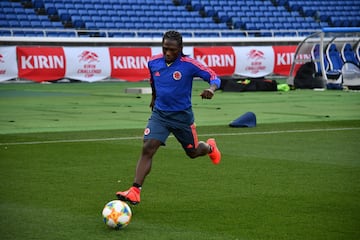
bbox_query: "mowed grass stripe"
[1,127,359,146]
[1,123,359,240]
[1,81,360,134]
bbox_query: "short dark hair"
[162,31,183,47]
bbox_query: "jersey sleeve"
[182,56,221,89]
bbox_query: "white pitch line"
[1,127,359,146]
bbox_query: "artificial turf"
[0,81,359,240]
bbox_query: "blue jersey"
[148,54,221,111]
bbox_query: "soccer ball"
[102,200,132,229]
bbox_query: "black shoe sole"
[116,194,139,205]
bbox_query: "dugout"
[287,27,360,89]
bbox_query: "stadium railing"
[0,28,318,39]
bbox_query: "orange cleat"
[207,138,221,164]
[116,187,141,205]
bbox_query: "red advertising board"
[193,46,235,76]
[109,47,152,81]
[17,47,65,82]
[273,45,299,76]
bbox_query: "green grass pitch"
[0,81,359,240]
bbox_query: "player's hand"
[200,89,214,99]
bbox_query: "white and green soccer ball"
[102,200,132,229]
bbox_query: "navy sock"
[209,145,213,153]
[133,183,142,190]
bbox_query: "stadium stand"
[0,0,359,37]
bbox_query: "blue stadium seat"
[33,0,44,9]
[72,17,85,29]
[301,6,316,17]
[190,0,203,11]
[311,43,329,75]
[112,32,136,38]
[221,31,246,37]
[91,15,102,23]
[341,43,360,66]
[46,32,60,37]
[85,22,97,30]
[244,23,256,30]
[231,17,243,29]
[16,14,28,22]
[57,32,76,37]
[274,0,288,6]
[0,1,12,8]
[58,11,71,22]
[9,20,20,28]
[101,16,112,22]
[264,22,275,30]
[194,32,219,38]
[84,3,95,10]
[0,20,9,28]
[46,7,57,16]
[325,43,344,79]
[217,11,231,23]
[30,20,42,28]
[95,22,107,29]
[5,12,17,21]
[41,21,54,28]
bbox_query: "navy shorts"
[143,108,199,151]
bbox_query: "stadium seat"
[273,0,288,6]
[85,22,97,30]
[57,31,77,37]
[325,43,344,81]
[33,0,44,9]
[194,32,219,38]
[72,17,85,29]
[0,29,11,36]
[46,7,58,16]
[190,0,203,11]
[287,2,301,11]
[221,31,246,37]
[326,44,344,72]
[340,42,360,88]
[112,32,136,38]
[0,20,9,28]
[300,6,316,17]
[16,13,28,22]
[311,43,329,76]
[58,12,71,23]
[8,20,20,28]
[217,11,231,23]
[341,43,360,66]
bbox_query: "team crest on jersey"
[173,71,182,80]
[144,128,150,135]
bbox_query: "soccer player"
[116,30,221,205]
